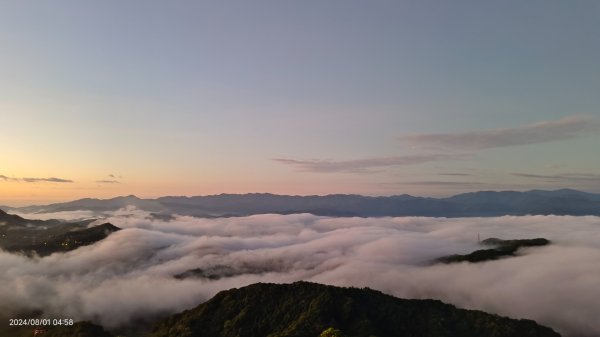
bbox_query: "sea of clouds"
[2,209,600,336]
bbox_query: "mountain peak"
[150,281,560,337]
[117,194,140,200]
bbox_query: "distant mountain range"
[4,189,600,218]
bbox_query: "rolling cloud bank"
[1,210,599,336]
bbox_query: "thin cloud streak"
[439,173,474,177]
[96,180,121,184]
[0,175,73,183]
[392,180,488,187]
[513,172,600,183]
[399,116,598,151]
[22,177,73,183]
[275,116,596,176]
[273,154,469,173]
[0,175,18,182]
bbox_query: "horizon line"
[2,187,594,208]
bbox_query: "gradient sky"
[1,0,600,205]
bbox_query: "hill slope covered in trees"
[150,282,560,337]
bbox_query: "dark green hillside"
[150,281,560,337]
[1,209,120,257]
[438,238,550,264]
[0,208,62,227]
[481,238,549,247]
[6,223,121,257]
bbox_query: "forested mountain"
[0,209,119,257]
[150,282,560,337]
[437,238,551,263]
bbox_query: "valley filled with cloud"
[2,210,599,336]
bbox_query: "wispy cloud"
[22,177,73,183]
[399,116,598,151]
[393,180,488,187]
[0,175,18,182]
[96,180,121,184]
[1,174,73,183]
[276,116,597,176]
[513,172,600,183]
[273,154,469,173]
[439,172,474,177]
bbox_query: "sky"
[1,0,600,205]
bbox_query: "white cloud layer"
[2,210,600,336]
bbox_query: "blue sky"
[1,1,599,204]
